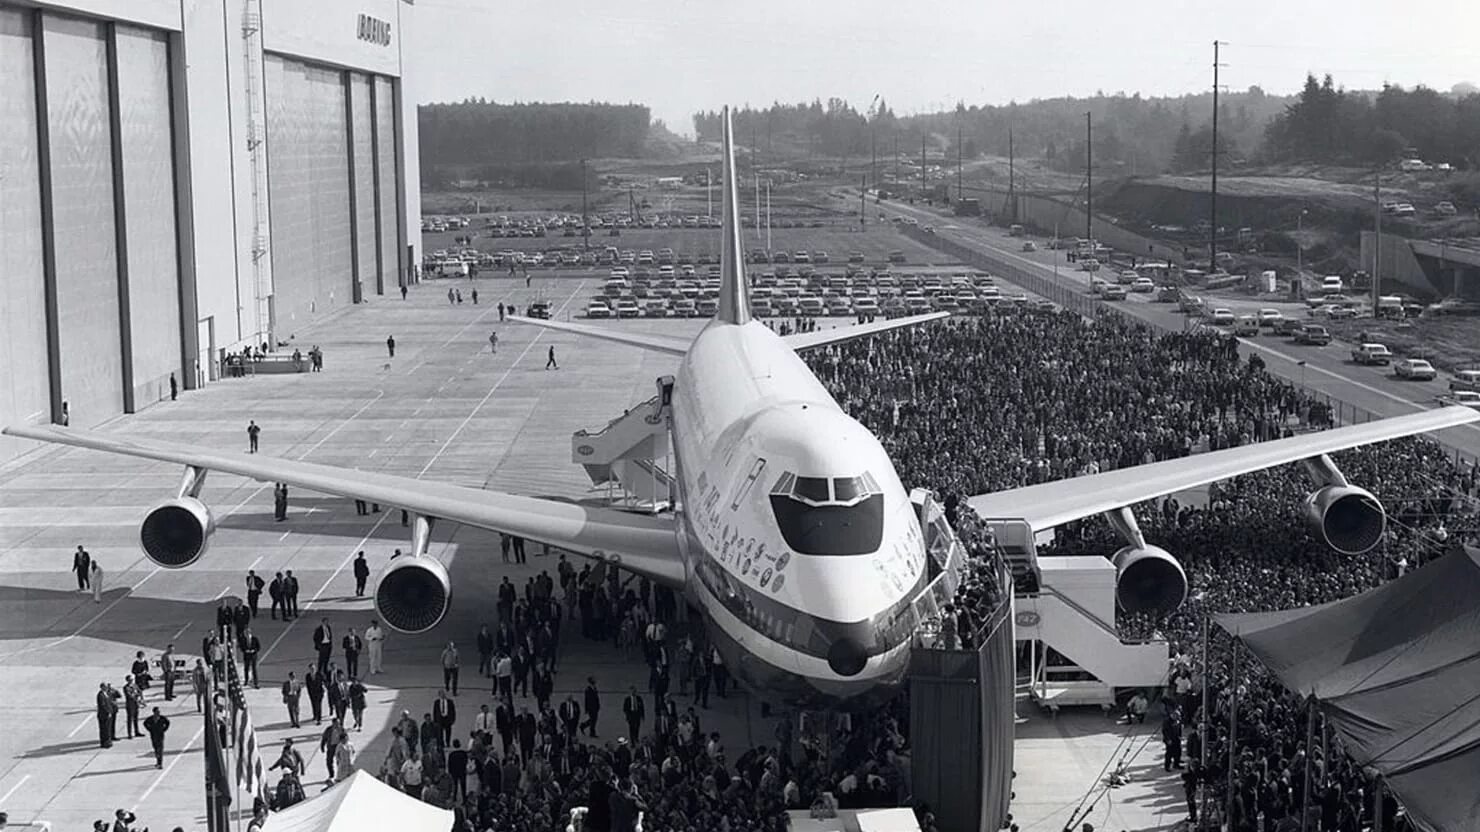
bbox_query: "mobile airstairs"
[985,520,1170,711]
[571,377,676,512]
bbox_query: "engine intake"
[1112,545,1188,615]
[375,556,452,634]
[139,497,214,568]
[1305,484,1385,555]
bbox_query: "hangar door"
[264,55,353,335]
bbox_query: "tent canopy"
[262,770,452,832]
[1216,545,1480,832]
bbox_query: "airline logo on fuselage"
[356,13,392,46]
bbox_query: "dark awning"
[1216,544,1480,832]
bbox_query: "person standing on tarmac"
[352,552,370,597]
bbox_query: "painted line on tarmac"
[66,713,92,739]
[0,773,30,804]
[416,279,588,478]
[132,724,203,811]
[278,531,292,541]
[170,621,193,641]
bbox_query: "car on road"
[585,300,611,318]
[527,300,552,319]
[1451,369,1480,392]
[1117,270,1139,285]
[1099,284,1128,301]
[1257,308,1285,328]
[1021,241,1037,252]
[1131,277,1156,293]
[1351,343,1393,365]
[1078,258,1101,272]
[1209,308,1235,326]
[1437,389,1480,409]
[1233,315,1259,336]
[1294,324,1331,345]
[1271,317,1305,336]
[1393,358,1437,381]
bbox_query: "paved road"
[869,196,1480,466]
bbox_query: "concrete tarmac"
[0,272,1175,832]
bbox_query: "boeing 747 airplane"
[7,108,1476,707]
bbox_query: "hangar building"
[0,0,421,464]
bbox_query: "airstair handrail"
[573,395,662,439]
[1017,588,1165,646]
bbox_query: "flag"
[225,651,268,805]
[203,674,233,807]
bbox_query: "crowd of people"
[78,309,1479,832]
[807,312,1476,832]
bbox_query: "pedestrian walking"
[72,545,91,591]
[319,718,346,783]
[282,672,303,728]
[489,331,498,354]
[447,288,455,304]
[386,335,396,358]
[365,619,384,674]
[313,618,334,676]
[352,551,369,597]
[273,483,288,522]
[348,677,367,731]
[441,641,460,695]
[497,302,505,321]
[285,570,300,618]
[471,288,479,305]
[190,659,208,713]
[583,677,601,737]
[169,372,178,401]
[245,570,265,617]
[546,346,558,370]
[143,707,170,768]
[90,560,103,603]
[476,624,494,676]
[269,572,285,620]
[305,665,325,725]
[433,690,457,745]
[247,421,261,453]
[623,686,645,741]
[400,284,407,300]
[342,628,363,679]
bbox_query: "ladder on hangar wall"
[242,0,274,345]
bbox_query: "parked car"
[1131,277,1156,293]
[1021,241,1037,252]
[1351,343,1393,365]
[1209,308,1235,326]
[1393,358,1437,381]
[1233,315,1259,337]
[585,300,611,318]
[1099,284,1128,301]
[1451,369,1480,392]
[1257,308,1284,327]
[614,298,641,318]
[1294,324,1331,345]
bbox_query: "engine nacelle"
[139,497,215,568]
[374,556,452,634]
[1112,545,1188,614]
[1304,484,1386,555]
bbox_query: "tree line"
[1262,75,1480,167]
[418,101,651,170]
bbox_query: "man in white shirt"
[474,704,494,736]
[365,620,385,674]
[399,754,424,798]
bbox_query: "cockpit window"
[769,471,885,556]
[793,476,831,504]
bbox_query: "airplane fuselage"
[665,318,945,707]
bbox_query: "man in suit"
[623,686,645,742]
[312,619,333,676]
[96,683,117,748]
[342,628,363,679]
[160,643,176,700]
[352,552,370,597]
[282,671,303,728]
[583,677,602,737]
[245,570,265,617]
[494,697,516,758]
[268,573,286,620]
[433,690,457,746]
[72,545,91,591]
[304,665,325,725]
[516,706,537,763]
[241,627,261,688]
[142,707,170,768]
[558,694,581,740]
[123,676,143,738]
[284,570,300,618]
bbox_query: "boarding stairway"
[984,520,1169,710]
[571,378,675,512]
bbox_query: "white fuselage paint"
[664,318,932,706]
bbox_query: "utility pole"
[754,173,761,240]
[894,134,900,187]
[580,158,589,250]
[957,119,964,202]
[920,135,927,200]
[1085,112,1093,243]
[1211,40,1223,268]
[706,167,712,218]
[1008,125,1016,223]
[861,175,867,228]
[1373,169,1383,307]
[765,180,772,251]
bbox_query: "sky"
[409,0,1479,135]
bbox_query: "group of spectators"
[805,311,1475,832]
[210,309,1477,832]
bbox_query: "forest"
[417,101,650,181]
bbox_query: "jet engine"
[1104,506,1187,615]
[140,497,215,568]
[1112,545,1188,614]
[374,555,452,634]
[1304,485,1385,555]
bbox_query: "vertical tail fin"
[717,106,752,326]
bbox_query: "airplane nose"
[826,636,868,677]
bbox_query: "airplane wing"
[968,405,1479,531]
[782,312,950,351]
[2,424,688,589]
[506,315,690,356]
